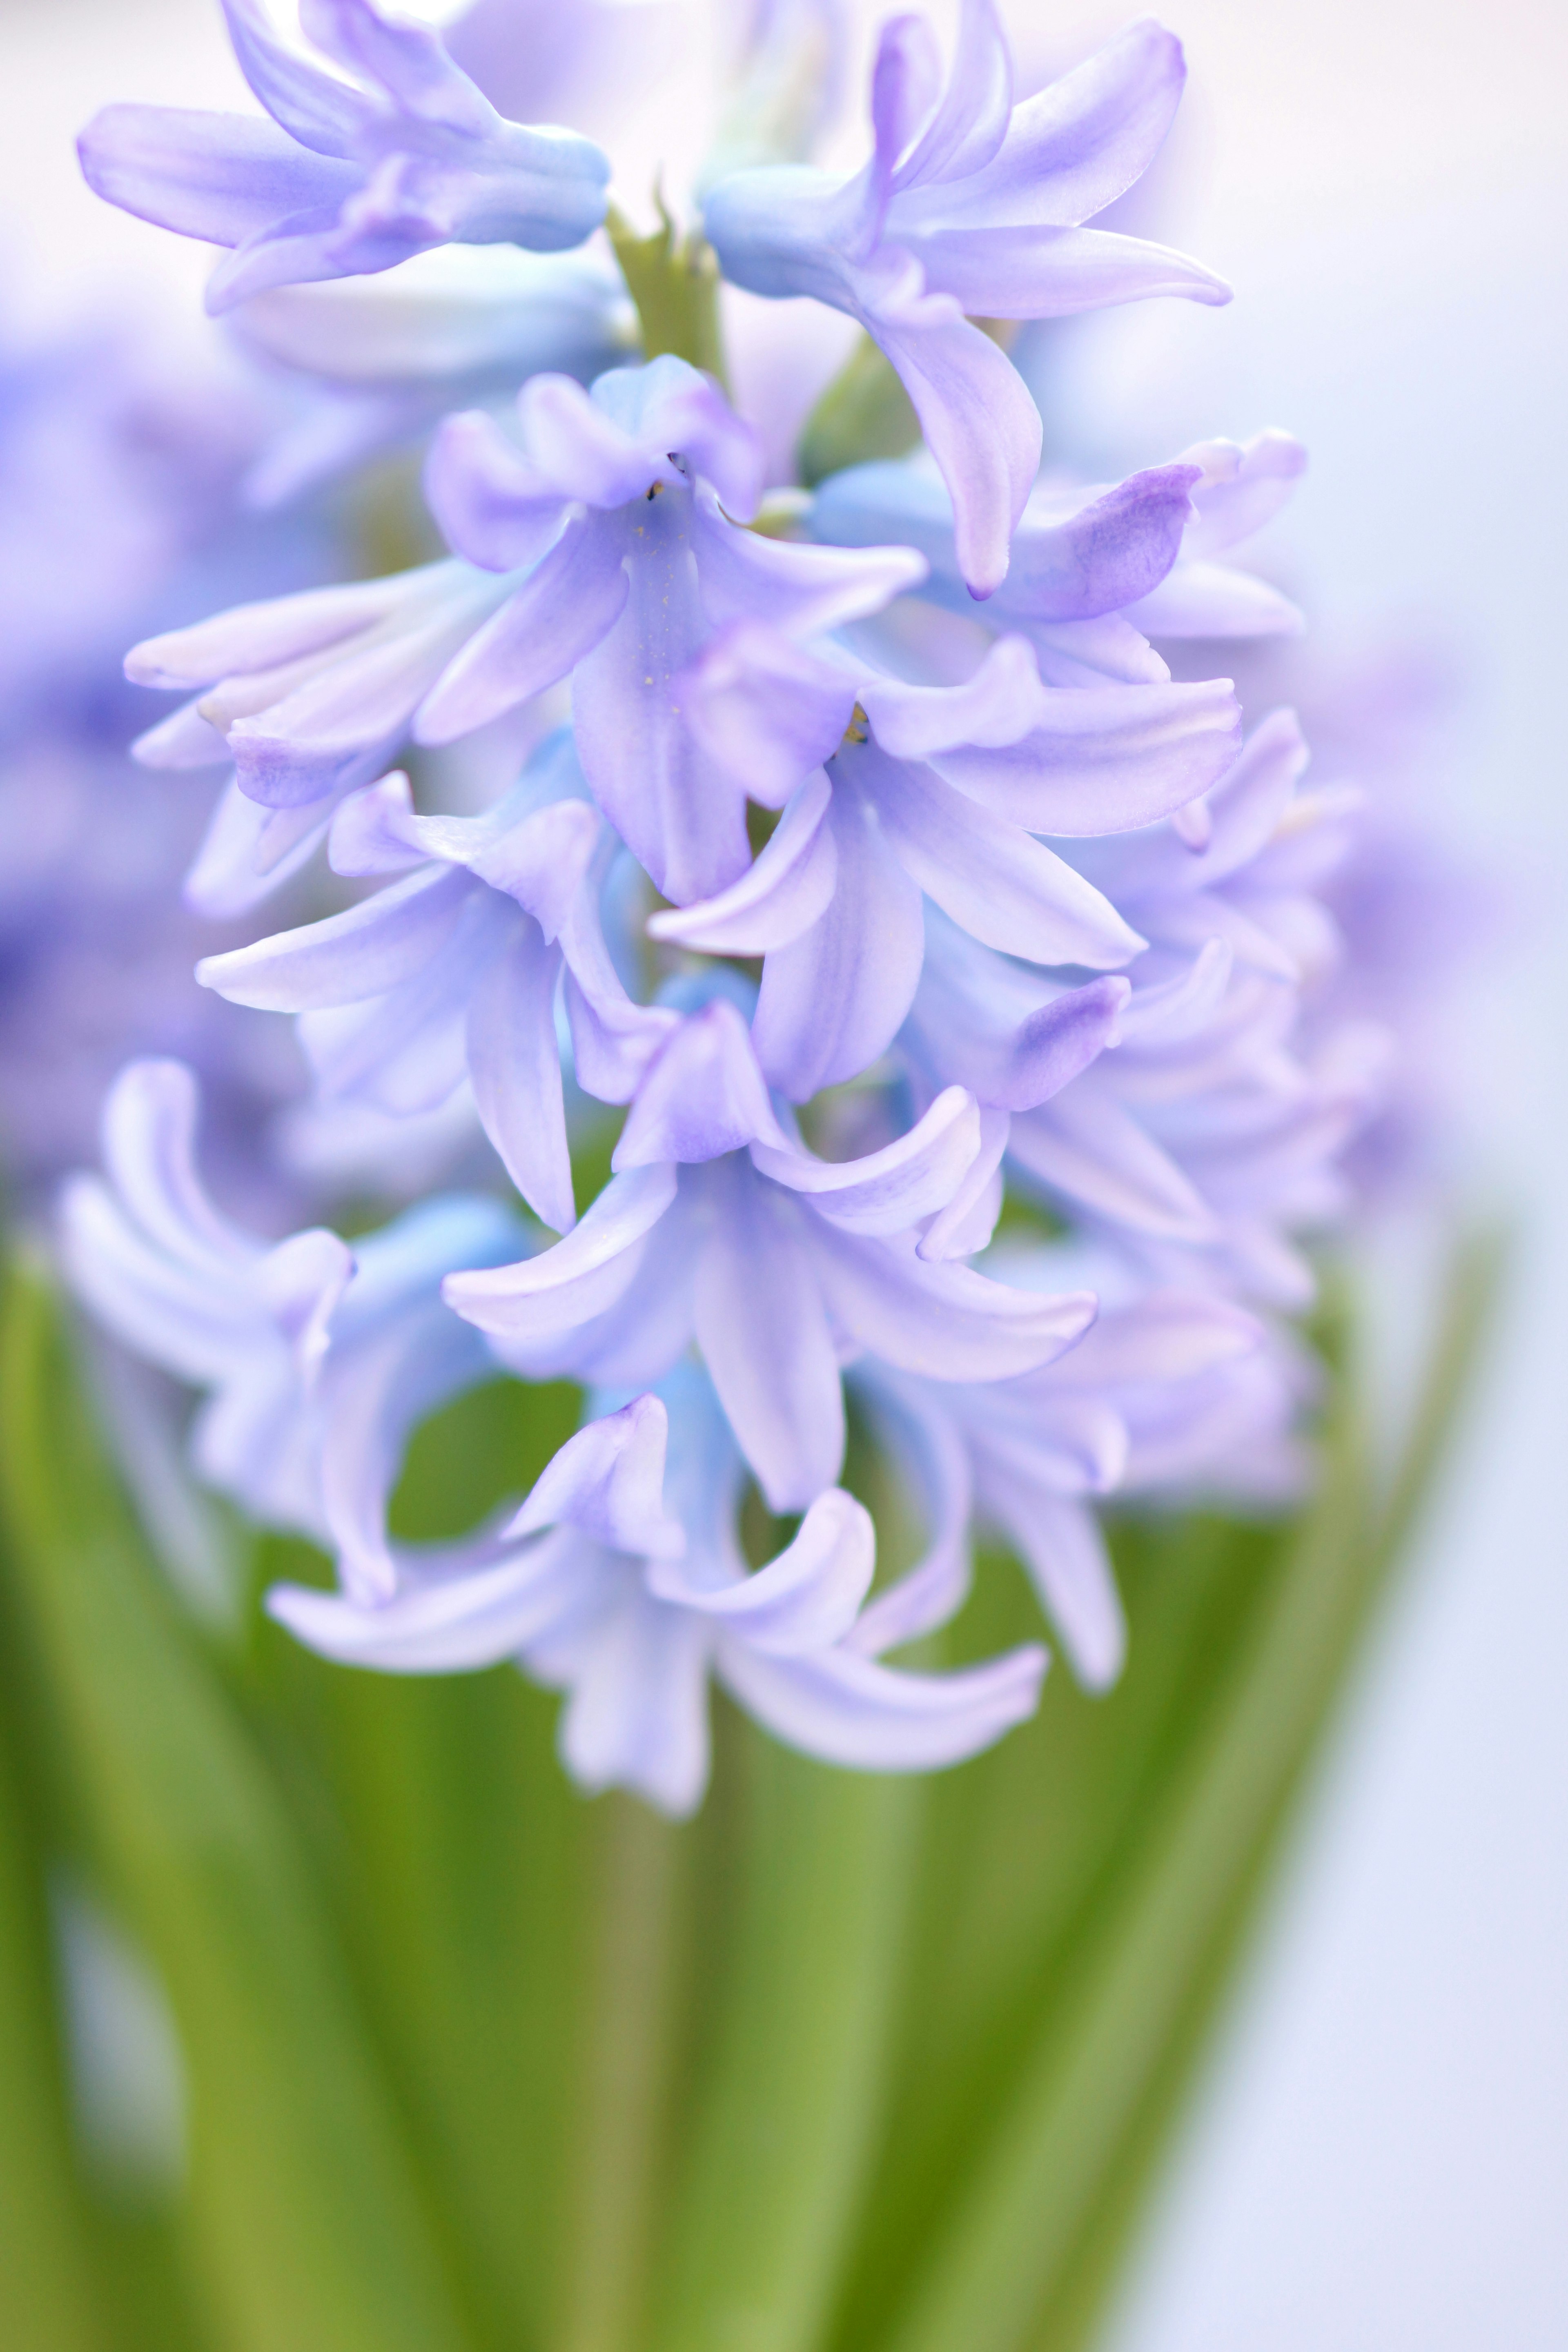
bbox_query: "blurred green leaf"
[797,335,921,488]
[0,1256,477,2352]
[0,1695,104,2351]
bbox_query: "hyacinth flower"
[666,622,1238,1095]
[197,746,603,1232]
[417,354,927,901]
[271,1370,1048,1815]
[443,994,1098,1512]
[58,1058,522,1547]
[78,0,611,314]
[1006,715,1392,1300]
[810,428,1309,691]
[703,1,1229,593]
[848,1272,1270,1689]
[125,557,523,915]
[236,247,637,507]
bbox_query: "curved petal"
[615,1000,788,1169]
[753,1085,980,1234]
[197,866,471,1011]
[416,514,628,742]
[693,1160,846,1513]
[78,104,352,245]
[647,770,837,956]
[507,1393,684,1557]
[650,1488,875,1655]
[811,1223,1097,1381]
[751,775,925,1098]
[718,1638,1046,1771]
[466,922,574,1229]
[443,1163,678,1343]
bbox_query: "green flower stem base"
[0,1238,1498,2352]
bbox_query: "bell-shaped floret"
[197,748,599,1232]
[79,0,611,314]
[60,1059,521,1547]
[703,2,1227,593]
[270,1367,1047,1815]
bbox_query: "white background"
[2,1,1564,2343]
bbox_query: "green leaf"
[0,1695,105,2351]
[0,1257,477,2352]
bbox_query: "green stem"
[647,1727,919,2352]
[555,1793,685,2352]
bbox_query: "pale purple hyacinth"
[78,0,610,315]
[667,618,1238,1096]
[703,3,1228,592]
[418,354,927,900]
[56,0,1422,1806]
[129,356,923,911]
[808,430,1307,690]
[196,741,601,1230]
[270,1369,1048,1815]
[59,1060,523,1546]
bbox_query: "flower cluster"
[63,0,1391,1812]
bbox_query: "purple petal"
[184,784,332,918]
[692,492,925,635]
[859,634,1048,758]
[416,515,627,743]
[78,104,353,246]
[754,1085,980,1235]
[1182,430,1308,557]
[198,866,471,1011]
[844,1371,973,1653]
[556,1584,713,1815]
[975,1477,1124,1688]
[811,1224,1097,1381]
[466,922,574,1229]
[267,1528,588,1672]
[854,738,1145,968]
[650,1488,875,1655]
[570,508,753,905]
[647,769,837,956]
[906,19,1186,229]
[424,406,576,570]
[717,1639,1046,1771]
[866,285,1040,597]
[126,571,414,691]
[508,1393,684,1556]
[931,675,1242,835]
[1124,562,1303,639]
[891,0,1012,194]
[219,0,370,156]
[559,884,680,1105]
[682,622,857,808]
[443,1163,678,1345]
[615,1000,788,1169]
[905,222,1230,319]
[1008,1082,1216,1241]
[752,775,925,1098]
[915,1100,1009,1260]
[693,1159,845,1512]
